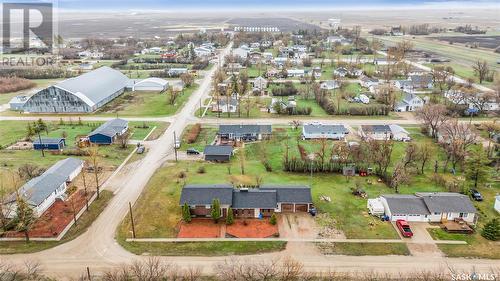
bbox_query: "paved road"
[2,43,500,280]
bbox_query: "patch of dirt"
[279,213,318,239]
[226,219,278,238]
[406,243,443,257]
[315,213,346,239]
[4,190,94,238]
[177,219,222,238]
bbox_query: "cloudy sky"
[2,0,498,10]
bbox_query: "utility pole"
[173,131,178,162]
[129,202,136,239]
[86,267,91,281]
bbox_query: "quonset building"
[22,66,129,113]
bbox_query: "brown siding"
[281,204,294,212]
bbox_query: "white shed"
[132,78,169,92]
[495,195,500,214]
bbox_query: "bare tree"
[117,130,130,149]
[415,104,449,139]
[88,145,102,199]
[290,120,302,130]
[432,65,454,95]
[315,138,329,169]
[368,139,394,178]
[416,143,433,174]
[473,60,490,84]
[390,162,410,193]
[480,120,500,157]
[237,147,245,175]
[439,119,477,171]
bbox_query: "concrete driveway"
[392,222,443,257]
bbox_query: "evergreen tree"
[482,218,499,241]
[26,123,34,138]
[182,203,191,223]
[465,146,489,188]
[210,198,221,223]
[270,213,277,225]
[226,207,234,225]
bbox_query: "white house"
[212,97,238,113]
[131,78,169,91]
[389,125,411,141]
[360,76,379,88]
[78,50,103,59]
[320,80,340,90]
[167,68,188,76]
[395,93,424,112]
[194,46,213,57]
[378,193,477,224]
[3,158,84,218]
[302,123,349,140]
[287,69,305,78]
[253,76,268,90]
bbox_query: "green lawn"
[96,85,198,117]
[316,242,410,256]
[119,241,287,256]
[428,228,500,259]
[180,125,218,152]
[0,190,113,254]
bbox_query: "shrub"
[211,198,221,223]
[482,218,499,241]
[178,171,187,178]
[182,203,191,223]
[197,166,206,174]
[186,124,201,144]
[226,208,234,225]
[270,213,277,225]
[0,77,36,93]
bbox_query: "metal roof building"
[22,67,129,113]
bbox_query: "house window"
[459,213,468,218]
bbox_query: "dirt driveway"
[392,222,443,257]
[278,213,318,239]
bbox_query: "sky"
[1,0,498,11]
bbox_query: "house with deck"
[3,158,84,218]
[378,192,477,224]
[395,92,424,112]
[179,184,313,218]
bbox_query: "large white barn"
[22,67,129,113]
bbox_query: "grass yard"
[0,190,113,254]
[180,125,218,152]
[316,242,410,256]
[428,228,500,259]
[97,85,198,117]
[118,241,287,256]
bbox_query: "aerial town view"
[0,0,499,280]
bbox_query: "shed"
[204,145,233,162]
[33,138,66,150]
[88,118,129,145]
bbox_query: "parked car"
[187,148,200,155]
[471,189,483,201]
[396,220,413,238]
[309,207,317,216]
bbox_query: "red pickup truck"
[396,220,413,238]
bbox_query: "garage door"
[295,204,308,212]
[281,204,294,212]
[191,206,210,216]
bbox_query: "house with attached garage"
[302,123,349,140]
[3,158,84,218]
[218,124,272,142]
[395,92,424,112]
[320,80,340,90]
[378,192,477,224]
[33,137,66,151]
[359,124,410,141]
[179,184,313,218]
[88,118,129,145]
[204,145,233,162]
